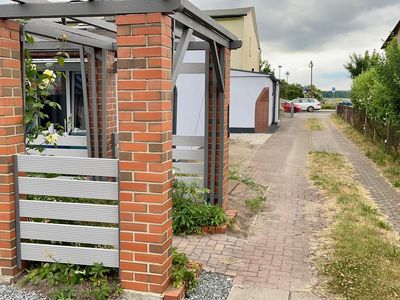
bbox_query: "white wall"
[175,51,206,136]
[175,54,280,134]
[230,70,279,129]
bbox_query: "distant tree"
[322,90,350,99]
[279,81,303,100]
[344,50,381,79]
[259,54,274,75]
[306,85,323,101]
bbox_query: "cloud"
[192,0,400,90]
[1,0,398,90]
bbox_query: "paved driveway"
[175,112,326,298]
[174,110,400,299]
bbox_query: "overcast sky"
[191,0,400,91]
[1,0,399,91]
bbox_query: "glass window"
[41,76,67,128]
[71,73,87,132]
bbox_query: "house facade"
[207,7,261,72]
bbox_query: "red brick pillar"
[208,48,230,208]
[255,87,269,133]
[88,50,117,158]
[0,19,25,280]
[116,13,173,296]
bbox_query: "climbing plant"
[24,33,69,152]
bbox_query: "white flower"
[45,133,59,145]
[42,69,56,85]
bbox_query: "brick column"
[116,13,173,296]
[208,48,230,208]
[0,19,25,281]
[255,87,269,133]
[88,50,117,158]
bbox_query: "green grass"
[306,118,324,131]
[321,102,338,110]
[245,196,266,213]
[229,168,267,213]
[332,115,400,190]
[309,151,400,299]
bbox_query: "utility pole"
[308,61,314,97]
[278,65,282,81]
[285,71,290,99]
[309,60,314,87]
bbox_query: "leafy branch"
[24,33,69,152]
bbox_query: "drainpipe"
[271,77,278,125]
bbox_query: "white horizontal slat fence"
[14,154,119,268]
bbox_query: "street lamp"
[309,60,314,87]
[285,71,290,99]
[278,65,282,81]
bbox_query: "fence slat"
[31,135,87,147]
[17,155,118,177]
[173,149,204,161]
[173,136,204,147]
[20,222,118,247]
[27,148,88,158]
[19,177,118,200]
[19,200,118,223]
[174,162,204,175]
[20,243,118,268]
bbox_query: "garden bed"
[17,262,122,300]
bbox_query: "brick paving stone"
[174,113,325,297]
[313,113,400,231]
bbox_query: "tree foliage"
[305,85,323,101]
[344,50,381,79]
[350,40,400,126]
[377,40,400,124]
[279,81,304,100]
[259,54,274,75]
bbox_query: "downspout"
[272,79,277,124]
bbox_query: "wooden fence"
[336,105,400,155]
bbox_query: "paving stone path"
[174,111,400,299]
[175,113,325,298]
[313,113,400,231]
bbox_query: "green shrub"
[171,248,198,292]
[172,180,227,235]
[22,262,121,300]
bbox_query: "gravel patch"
[186,272,233,300]
[0,285,45,300]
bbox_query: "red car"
[282,101,301,113]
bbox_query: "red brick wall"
[255,87,269,133]
[0,19,25,278]
[88,50,117,158]
[116,13,173,295]
[207,48,230,208]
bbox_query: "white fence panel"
[21,243,119,268]
[15,154,119,269]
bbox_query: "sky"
[1,0,399,91]
[190,0,400,91]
